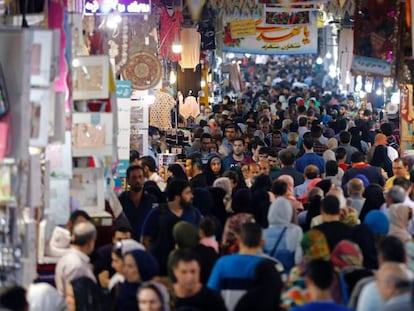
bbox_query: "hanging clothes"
[180,95,200,120]
[159,7,183,62]
[150,90,175,131]
[338,28,353,89]
[179,28,201,70]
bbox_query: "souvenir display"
[122,51,162,90]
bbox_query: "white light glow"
[227,53,235,59]
[316,57,323,65]
[245,53,251,58]
[200,78,206,88]
[391,91,400,104]
[72,58,80,67]
[345,71,351,85]
[326,52,332,59]
[365,80,373,93]
[359,90,366,98]
[169,71,176,84]
[384,79,392,88]
[328,64,336,78]
[172,43,182,54]
[376,88,383,96]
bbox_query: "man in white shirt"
[55,222,97,297]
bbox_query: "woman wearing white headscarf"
[388,204,412,242]
[27,283,66,311]
[263,197,303,273]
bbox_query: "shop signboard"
[115,80,131,178]
[222,4,317,55]
[351,0,400,76]
[84,0,151,15]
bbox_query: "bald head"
[348,178,364,195]
[72,221,96,247]
[377,262,410,301]
[387,185,406,205]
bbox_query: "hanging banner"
[220,1,317,54]
[351,0,400,76]
[223,12,317,54]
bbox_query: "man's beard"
[180,198,192,209]
[130,183,143,192]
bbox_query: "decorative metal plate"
[123,51,162,90]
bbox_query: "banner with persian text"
[222,4,318,55]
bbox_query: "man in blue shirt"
[141,179,202,275]
[208,222,282,311]
[295,132,325,174]
[119,165,156,241]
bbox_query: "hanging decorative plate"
[123,51,162,90]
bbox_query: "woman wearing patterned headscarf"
[282,229,330,309]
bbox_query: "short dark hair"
[130,150,140,163]
[394,157,410,168]
[231,137,244,144]
[188,153,203,170]
[335,147,347,161]
[240,222,262,247]
[279,150,295,166]
[126,165,145,179]
[378,236,406,263]
[351,151,366,163]
[339,131,351,144]
[167,179,191,201]
[393,177,411,191]
[199,217,216,237]
[321,195,340,215]
[140,156,157,172]
[259,146,271,155]
[225,124,238,131]
[311,125,322,138]
[380,123,393,136]
[171,249,200,268]
[299,116,308,127]
[306,259,334,290]
[325,160,338,177]
[69,210,91,224]
[0,285,27,311]
[149,126,159,137]
[268,149,278,158]
[201,133,212,141]
[114,226,133,236]
[271,180,288,196]
[302,132,314,150]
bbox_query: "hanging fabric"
[159,7,184,62]
[150,90,176,131]
[179,28,201,69]
[180,94,200,120]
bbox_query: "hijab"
[71,277,103,311]
[138,281,171,311]
[350,224,378,269]
[267,197,293,226]
[205,155,223,186]
[173,221,199,249]
[193,188,214,216]
[359,184,385,222]
[27,283,66,311]
[232,188,253,214]
[301,229,330,262]
[388,204,412,242]
[118,250,160,311]
[331,240,363,268]
[370,145,392,177]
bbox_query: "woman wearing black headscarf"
[67,277,103,311]
[205,155,224,186]
[359,183,386,222]
[116,250,159,311]
[369,145,393,178]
